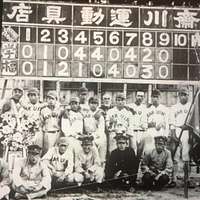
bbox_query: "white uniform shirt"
[170,102,191,137]
[128,103,148,131]
[147,104,169,137]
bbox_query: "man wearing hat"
[83,96,107,167]
[141,136,173,190]
[169,86,191,186]
[106,92,133,153]
[106,130,138,190]
[61,96,83,154]
[42,137,74,188]
[74,135,104,185]
[40,91,62,154]
[146,89,169,154]
[12,144,51,199]
[79,86,90,115]
[100,93,113,117]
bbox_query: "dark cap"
[178,86,189,95]
[70,97,80,103]
[154,136,167,144]
[13,86,23,92]
[114,133,129,141]
[47,91,57,99]
[79,86,88,94]
[116,93,126,100]
[89,96,99,104]
[79,134,94,145]
[28,87,39,95]
[151,89,161,97]
[27,144,42,155]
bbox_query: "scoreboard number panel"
[124,63,139,79]
[55,61,71,77]
[2,1,200,81]
[37,60,54,76]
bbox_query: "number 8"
[142,32,153,46]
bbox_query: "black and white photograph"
[1,0,200,199]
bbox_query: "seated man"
[42,137,74,188]
[141,136,173,190]
[12,144,51,199]
[74,135,104,186]
[0,159,10,200]
[106,130,138,190]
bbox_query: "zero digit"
[158,65,169,79]
[22,62,33,75]
[22,45,33,58]
[158,49,169,63]
[109,48,120,61]
[92,64,103,77]
[125,64,137,78]
[58,46,69,59]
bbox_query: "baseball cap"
[116,93,126,100]
[27,87,39,95]
[151,89,161,97]
[88,96,99,104]
[57,137,69,146]
[13,86,23,92]
[178,86,189,95]
[79,134,94,145]
[103,93,111,99]
[70,97,80,104]
[27,144,42,155]
[79,86,88,94]
[47,91,57,99]
[154,136,167,144]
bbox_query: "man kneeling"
[12,144,51,199]
[106,131,138,190]
[74,135,104,186]
[141,136,173,190]
[42,137,74,188]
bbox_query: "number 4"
[108,64,120,77]
[75,31,87,44]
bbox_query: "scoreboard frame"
[1,0,200,85]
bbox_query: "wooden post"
[1,79,8,99]
[40,80,44,102]
[97,82,101,105]
[184,161,189,199]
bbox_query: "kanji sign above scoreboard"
[2,0,200,81]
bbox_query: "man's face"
[59,144,68,154]
[79,92,88,104]
[28,153,40,165]
[152,96,160,106]
[179,93,189,105]
[155,142,165,153]
[116,98,125,109]
[28,93,38,104]
[12,89,23,101]
[89,102,98,112]
[103,96,111,107]
[117,138,127,151]
[47,96,56,106]
[135,92,144,105]
[82,143,92,154]
[70,101,79,111]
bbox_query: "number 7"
[125,32,137,46]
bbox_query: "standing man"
[127,91,148,159]
[79,86,89,115]
[12,144,51,199]
[100,93,113,117]
[141,136,173,190]
[83,96,107,167]
[0,159,10,200]
[169,87,191,186]
[106,93,133,154]
[40,91,61,155]
[146,89,169,154]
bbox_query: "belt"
[134,130,145,132]
[46,130,60,133]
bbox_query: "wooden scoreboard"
[1,0,200,83]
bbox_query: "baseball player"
[100,93,113,117]
[141,136,173,190]
[0,159,10,200]
[83,96,107,167]
[79,86,90,116]
[61,96,84,153]
[40,91,61,155]
[42,137,74,188]
[73,135,104,185]
[106,93,133,154]
[127,91,148,159]
[169,86,191,185]
[12,144,51,199]
[146,89,169,154]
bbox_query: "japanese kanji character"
[81,7,104,25]
[174,9,200,29]
[110,9,132,27]
[42,6,66,24]
[7,3,32,22]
